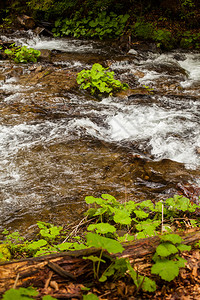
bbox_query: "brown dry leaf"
[66,282,82,295]
[180,268,187,279]
[181,296,191,300]
[192,266,198,277]
[193,250,200,260]
[50,281,59,291]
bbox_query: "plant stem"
[96,248,103,280]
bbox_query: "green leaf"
[83,255,105,263]
[156,242,178,257]
[151,259,179,281]
[83,294,99,300]
[126,260,138,286]
[57,242,73,251]
[135,220,160,237]
[155,201,165,213]
[99,257,127,282]
[134,210,149,219]
[3,287,38,300]
[27,239,47,250]
[113,209,132,225]
[85,196,104,205]
[117,233,135,242]
[176,256,187,268]
[87,223,116,234]
[142,276,157,292]
[136,231,146,240]
[138,200,154,211]
[161,234,183,244]
[86,232,124,254]
[125,201,137,212]
[42,296,58,300]
[177,244,191,252]
[71,243,88,250]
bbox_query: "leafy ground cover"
[1,1,200,50]
[0,194,200,299]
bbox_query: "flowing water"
[0,31,200,233]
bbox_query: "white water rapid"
[0,32,199,230]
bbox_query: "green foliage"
[165,195,198,215]
[83,294,99,300]
[4,45,40,63]
[37,221,63,241]
[0,244,11,261]
[0,193,198,297]
[2,287,38,300]
[180,31,200,49]
[77,63,128,97]
[99,258,128,282]
[99,257,156,292]
[1,230,26,257]
[85,194,162,239]
[134,20,173,49]
[86,232,124,254]
[26,0,78,20]
[153,29,173,49]
[87,223,116,234]
[134,21,154,40]
[52,11,130,39]
[135,220,161,239]
[127,260,156,292]
[180,0,195,21]
[2,287,57,300]
[151,233,191,281]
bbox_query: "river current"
[0,32,199,233]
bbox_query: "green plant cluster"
[4,44,41,63]
[0,194,199,297]
[152,234,191,281]
[77,63,129,97]
[52,11,130,39]
[180,31,200,49]
[26,0,78,20]
[180,0,195,21]
[134,20,174,49]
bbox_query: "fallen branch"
[0,229,199,295]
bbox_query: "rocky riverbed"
[0,31,199,234]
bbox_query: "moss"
[0,244,11,261]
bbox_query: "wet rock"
[173,53,186,61]
[39,49,51,62]
[132,70,145,78]
[3,66,23,78]
[116,88,151,99]
[19,68,77,96]
[133,42,161,53]
[196,147,200,154]
[128,49,138,55]
[0,74,6,82]
[35,65,43,72]
[150,61,188,77]
[34,27,53,37]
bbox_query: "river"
[0,31,199,234]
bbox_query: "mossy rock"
[0,244,11,261]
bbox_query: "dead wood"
[17,15,35,29]
[0,229,199,296]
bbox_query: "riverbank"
[0,0,200,51]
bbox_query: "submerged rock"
[116,87,151,99]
